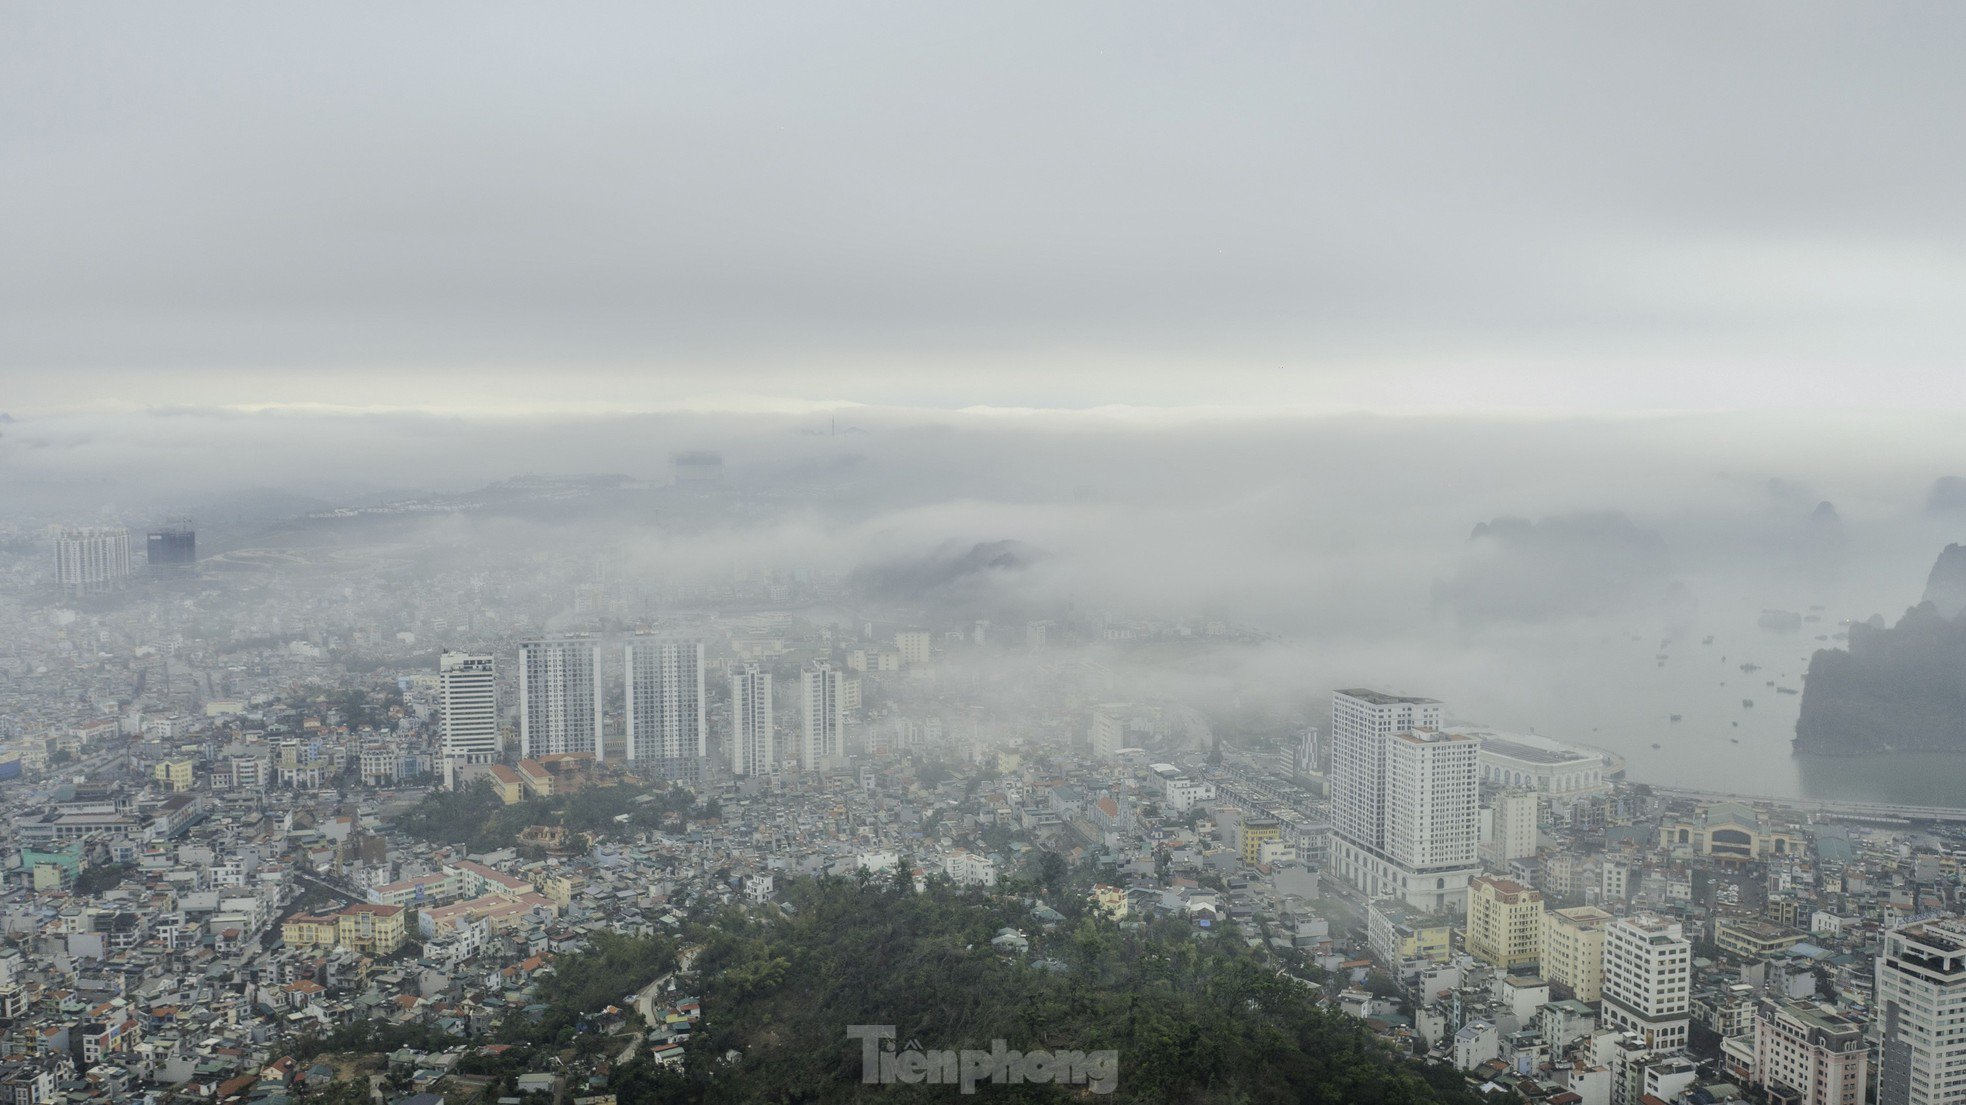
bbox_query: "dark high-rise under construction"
[147,522,196,568]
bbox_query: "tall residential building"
[729,664,775,777]
[1090,706,1127,759]
[1751,997,1867,1105]
[1542,905,1614,1002]
[1487,790,1540,862]
[1293,726,1321,778]
[624,637,707,782]
[1465,876,1543,971]
[1331,689,1442,853]
[439,652,499,767]
[1602,914,1692,1051]
[518,638,604,759]
[1878,918,1966,1105]
[799,662,846,769]
[145,522,196,568]
[895,629,932,666]
[54,527,131,597]
[1329,689,1476,913]
[1384,728,1480,870]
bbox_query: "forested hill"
[617,876,1481,1105]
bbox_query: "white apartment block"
[1328,689,1477,914]
[1487,790,1540,862]
[518,638,604,759]
[624,637,707,780]
[439,652,499,766]
[729,664,775,777]
[1091,706,1127,759]
[1384,727,1479,870]
[799,661,846,769]
[1602,913,1692,1051]
[1331,689,1442,853]
[1878,919,1966,1105]
[1163,777,1216,813]
[895,629,932,665]
[55,526,131,597]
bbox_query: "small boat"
[1650,743,1662,749]
[1669,714,1682,722]
[1703,635,1715,645]
[1743,699,1755,708]
[1729,737,1739,743]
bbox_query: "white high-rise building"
[1090,706,1127,759]
[624,637,706,781]
[1486,790,1540,863]
[1384,728,1480,871]
[729,664,775,777]
[1878,919,1966,1105]
[1331,689,1442,853]
[1602,914,1692,1052]
[1293,726,1321,778]
[438,652,499,767]
[1328,689,1476,912]
[54,527,132,597]
[518,638,604,759]
[799,661,846,769]
[895,629,932,666]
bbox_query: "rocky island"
[1794,544,1966,755]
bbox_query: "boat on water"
[1669,714,1682,722]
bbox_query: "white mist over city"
[4,5,1965,1105]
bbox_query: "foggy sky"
[5,3,1966,416]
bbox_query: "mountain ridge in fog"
[1795,544,1966,756]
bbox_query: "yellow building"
[1466,875,1544,970]
[336,903,407,955]
[535,872,582,909]
[1088,884,1128,921]
[1239,819,1282,867]
[487,764,525,805]
[283,904,407,955]
[281,913,338,949]
[516,759,555,798]
[1541,905,1613,1002]
[1368,900,1454,965]
[153,759,194,792]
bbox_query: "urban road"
[1643,783,1966,826]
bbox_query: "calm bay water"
[1446,613,1966,809]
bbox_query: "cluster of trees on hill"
[511,931,678,1047]
[597,875,1480,1105]
[395,778,711,852]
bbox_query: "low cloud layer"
[5,5,1966,413]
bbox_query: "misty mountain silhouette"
[849,539,1043,608]
[1795,543,1966,755]
[1433,512,1674,624]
